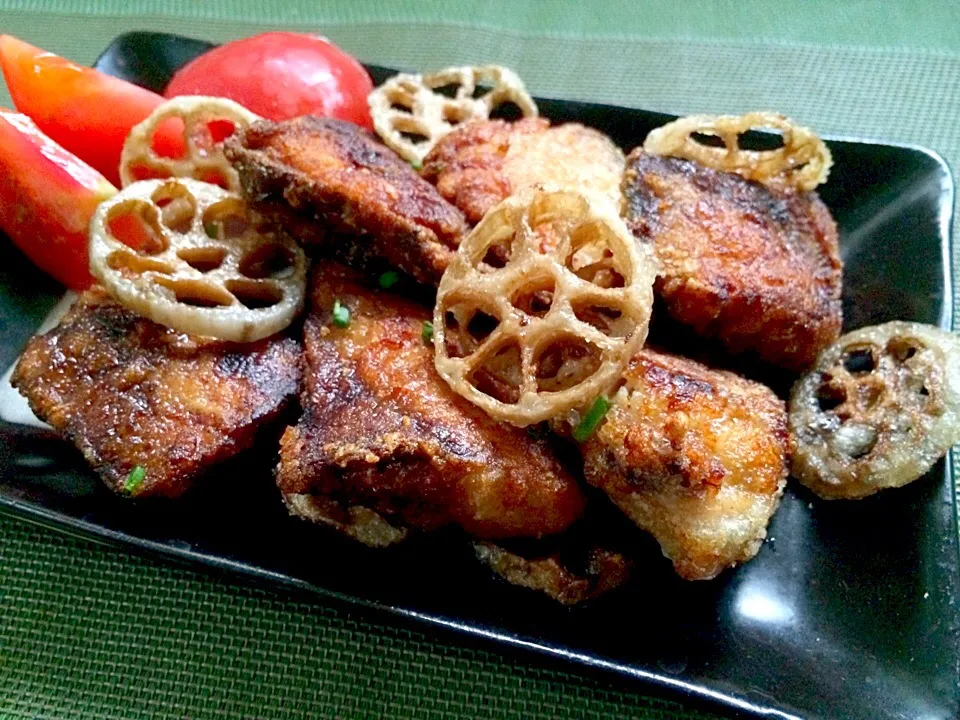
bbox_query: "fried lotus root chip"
[433,186,658,426]
[369,65,538,165]
[644,112,832,192]
[790,321,960,499]
[89,178,307,342]
[120,96,260,191]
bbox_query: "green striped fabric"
[1,2,958,718]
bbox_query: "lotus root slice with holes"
[644,112,832,191]
[789,321,960,499]
[368,65,538,165]
[433,185,658,426]
[89,178,306,342]
[120,96,260,191]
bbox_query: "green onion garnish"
[379,271,400,289]
[410,159,422,171]
[203,222,218,239]
[421,320,434,344]
[332,299,350,328]
[572,396,611,442]
[124,465,146,494]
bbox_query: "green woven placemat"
[1,3,958,718]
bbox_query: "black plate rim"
[0,30,956,720]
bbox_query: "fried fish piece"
[623,150,842,371]
[421,118,625,224]
[225,116,467,285]
[278,262,586,539]
[578,347,788,580]
[11,288,301,498]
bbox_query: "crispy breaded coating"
[284,493,409,548]
[623,150,842,371]
[225,116,467,285]
[422,118,625,224]
[278,262,586,539]
[11,288,300,498]
[474,540,631,605]
[579,348,788,580]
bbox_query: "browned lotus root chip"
[790,321,960,499]
[120,96,260,191]
[369,65,538,165]
[644,112,832,191]
[433,186,658,426]
[89,178,307,342]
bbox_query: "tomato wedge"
[0,35,183,186]
[165,32,374,128]
[0,108,116,290]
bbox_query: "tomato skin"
[0,35,182,186]
[0,109,116,290]
[165,32,374,128]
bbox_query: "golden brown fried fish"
[623,150,842,371]
[277,262,586,540]
[421,118,625,224]
[225,116,467,285]
[578,347,788,580]
[12,288,300,498]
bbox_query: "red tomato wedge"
[165,32,374,129]
[0,109,116,290]
[0,35,183,186]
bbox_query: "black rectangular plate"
[0,31,957,720]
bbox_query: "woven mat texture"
[1,2,958,718]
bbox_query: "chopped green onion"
[379,270,400,289]
[203,221,218,238]
[572,396,611,442]
[421,320,434,344]
[410,159,422,171]
[332,299,350,328]
[124,465,146,494]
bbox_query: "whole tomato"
[164,32,374,129]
